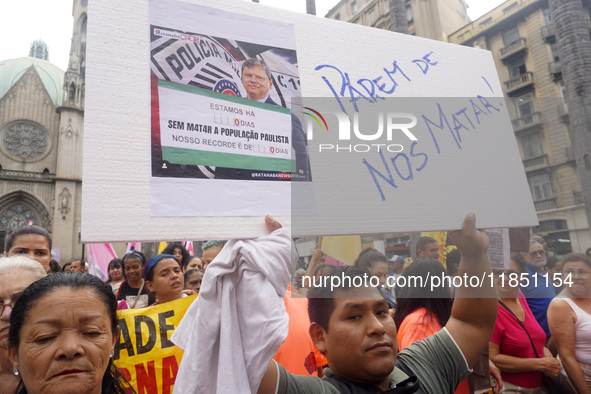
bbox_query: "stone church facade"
[0,0,87,262]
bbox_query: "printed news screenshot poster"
[149,0,311,217]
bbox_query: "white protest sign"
[82,0,537,242]
[293,95,538,235]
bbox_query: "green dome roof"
[0,56,65,106]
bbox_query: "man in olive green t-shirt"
[257,213,497,394]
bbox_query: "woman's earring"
[13,369,19,376]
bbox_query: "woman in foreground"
[7,272,133,394]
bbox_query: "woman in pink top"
[548,253,591,393]
[490,253,560,393]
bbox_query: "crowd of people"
[290,233,591,393]
[0,215,590,393]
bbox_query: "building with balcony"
[449,0,591,255]
[325,0,471,41]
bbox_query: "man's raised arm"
[446,213,498,367]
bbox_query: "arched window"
[69,82,76,103]
[0,192,51,253]
[79,14,87,55]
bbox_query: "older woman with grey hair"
[0,256,47,394]
[201,240,226,270]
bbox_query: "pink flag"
[126,242,142,253]
[324,255,344,267]
[87,243,117,281]
[184,241,194,256]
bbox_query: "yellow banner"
[113,295,196,394]
[321,235,362,266]
[360,242,374,251]
[158,242,168,254]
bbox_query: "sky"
[0,0,507,71]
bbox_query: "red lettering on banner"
[161,355,179,394]
[118,367,132,383]
[136,360,158,394]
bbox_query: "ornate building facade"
[325,0,471,41]
[449,0,591,255]
[0,0,87,261]
[314,0,590,258]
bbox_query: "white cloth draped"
[172,228,294,393]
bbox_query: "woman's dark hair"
[122,250,146,265]
[48,259,60,274]
[510,252,528,273]
[394,259,453,330]
[545,256,560,270]
[354,248,388,270]
[107,258,123,282]
[184,269,204,283]
[5,225,52,252]
[162,242,190,266]
[8,272,134,394]
[446,249,461,276]
[62,262,72,271]
[184,256,203,270]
